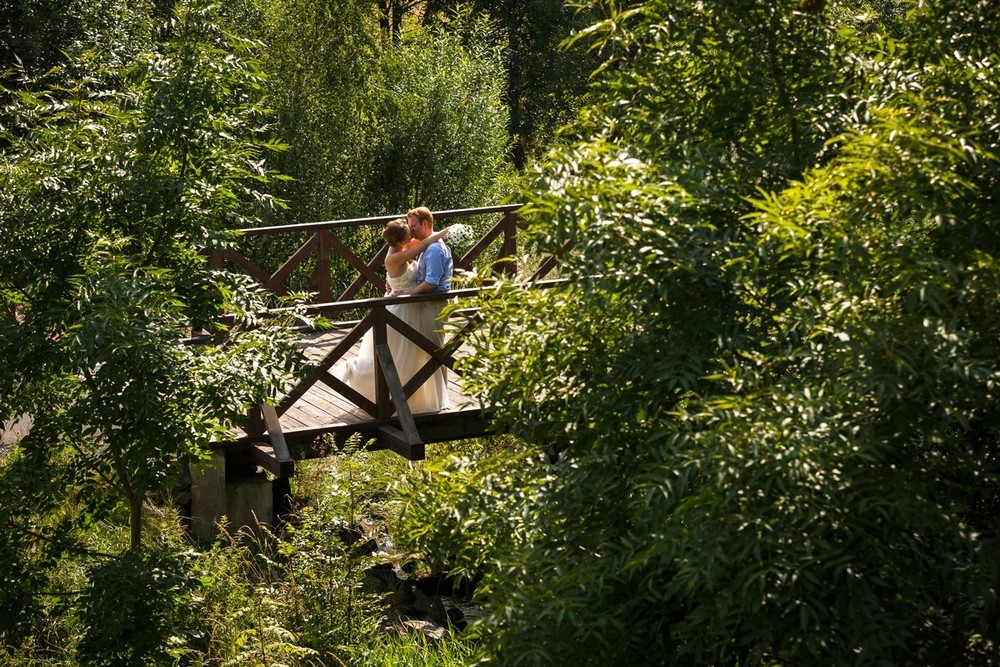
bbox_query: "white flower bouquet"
[445,223,475,251]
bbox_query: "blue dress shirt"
[416,240,453,293]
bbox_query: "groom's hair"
[407,206,434,229]
[383,218,409,246]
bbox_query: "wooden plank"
[276,324,483,429]
[530,239,573,282]
[385,309,447,359]
[257,403,294,477]
[268,232,320,290]
[283,390,342,428]
[494,211,518,277]
[372,308,391,419]
[222,249,285,292]
[382,309,457,399]
[327,232,384,289]
[310,229,332,302]
[319,372,377,416]
[278,312,373,415]
[339,245,388,301]
[238,204,521,236]
[227,404,487,451]
[250,442,295,478]
[302,377,371,422]
[454,214,506,271]
[377,425,425,461]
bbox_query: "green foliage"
[76,547,198,666]
[186,446,450,666]
[397,437,547,588]
[240,0,381,222]
[231,0,511,225]
[222,1,513,300]
[347,630,478,666]
[0,0,303,566]
[0,438,490,664]
[429,0,1000,664]
[427,0,605,168]
[365,9,511,213]
[190,526,324,666]
[0,0,160,77]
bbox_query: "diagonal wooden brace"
[250,403,295,478]
[375,343,425,460]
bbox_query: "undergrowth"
[0,436,499,666]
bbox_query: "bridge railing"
[212,204,526,305]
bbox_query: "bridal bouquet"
[445,223,475,251]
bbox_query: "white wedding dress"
[332,261,449,415]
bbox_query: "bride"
[333,219,450,414]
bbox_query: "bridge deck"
[229,317,492,467]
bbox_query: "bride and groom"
[333,207,453,414]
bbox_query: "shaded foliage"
[77,547,199,667]
[400,0,1000,664]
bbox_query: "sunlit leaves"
[365,10,510,213]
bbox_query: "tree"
[237,0,382,223]
[232,0,511,222]
[399,0,1000,664]
[0,0,302,583]
[0,0,166,79]
[376,0,423,42]
[426,0,605,169]
[363,9,511,213]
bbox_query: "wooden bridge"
[188,204,561,538]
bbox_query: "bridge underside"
[228,404,491,469]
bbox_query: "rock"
[428,594,449,627]
[401,619,448,641]
[377,615,449,641]
[409,586,432,617]
[446,606,467,632]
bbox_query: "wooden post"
[375,343,425,460]
[373,305,391,420]
[493,210,518,277]
[312,229,332,302]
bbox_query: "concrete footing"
[189,452,275,542]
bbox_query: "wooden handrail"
[182,279,569,346]
[296,279,569,318]
[213,204,532,309]
[237,204,522,236]
[279,296,463,420]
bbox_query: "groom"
[401,206,452,295]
